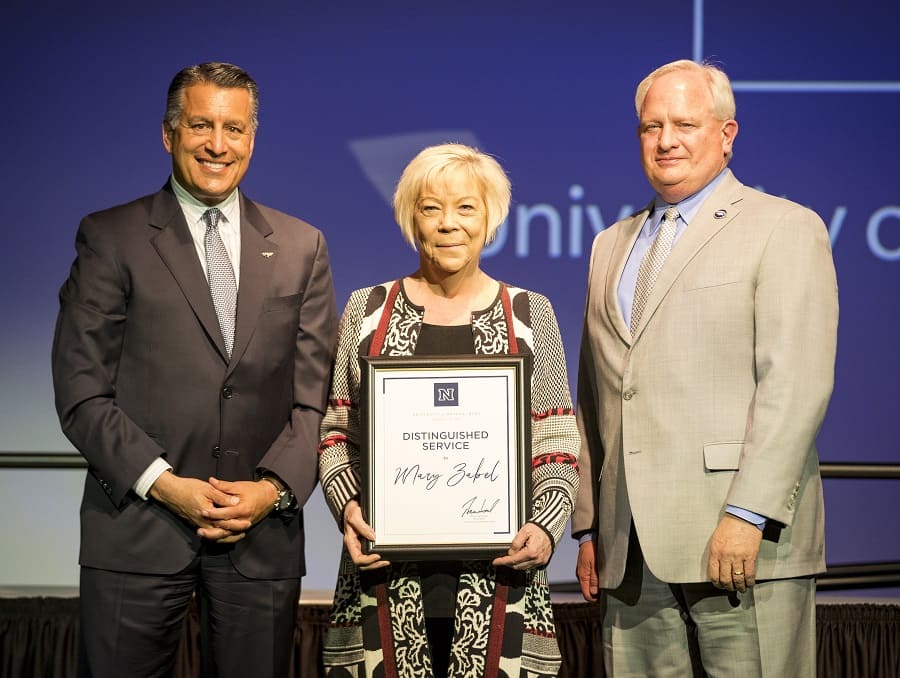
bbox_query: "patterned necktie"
[630,206,679,334]
[203,208,237,357]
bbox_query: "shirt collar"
[650,167,730,231]
[169,175,240,227]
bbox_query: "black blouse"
[414,323,474,618]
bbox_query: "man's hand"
[492,522,552,570]
[576,539,599,602]
[708,513,763,592]
[148,471,240,538]
[342,500,389,570]
[197,477,280,543]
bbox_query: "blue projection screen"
[1,0,898,592]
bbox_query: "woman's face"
[414,170,488,277]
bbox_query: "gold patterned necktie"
[630,206,679,334]
[203,208,237,357]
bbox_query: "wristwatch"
[261,475,294,512]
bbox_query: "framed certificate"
[360,354,532,560]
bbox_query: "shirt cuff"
[726,505,767,531]
[577,532,595,545]
[133,458,173,500]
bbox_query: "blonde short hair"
[392,143,511,249]
[635,59,736,121]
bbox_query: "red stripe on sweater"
[369,281,401,356]
[375,582,399,677]
[484,575,509,678]
[532,407,574,420]
[499,285,518,353]
[531,452,578,468]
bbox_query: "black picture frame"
[359,354,532,560]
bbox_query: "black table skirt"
[2,597,898,677]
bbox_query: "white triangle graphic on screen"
[348,131,484,205]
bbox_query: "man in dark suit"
[52,62,338,678]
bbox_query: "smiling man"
[52,62,337,678]
[572,60,839,676]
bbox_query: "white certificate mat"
[360,354,531,560]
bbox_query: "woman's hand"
[343,499,390,570]
[492,522,552,570]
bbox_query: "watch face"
[276,490,294,511]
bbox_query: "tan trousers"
[603,549,816,677]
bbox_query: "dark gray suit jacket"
[52,182,337,579]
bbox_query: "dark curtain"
[555,602,605,677]
[3,598,899,677]
[0,597,326,678]
[816,603,900,678]
[0,598,78,678]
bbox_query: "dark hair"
[163,62,259,133]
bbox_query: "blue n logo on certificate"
[434,382,459,407]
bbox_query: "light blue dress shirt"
[616,171,725,323]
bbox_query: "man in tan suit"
[572,59,838,676]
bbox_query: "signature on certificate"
[460,495,500,518]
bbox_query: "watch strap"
[261,475,294,511]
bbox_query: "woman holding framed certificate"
[318,143,580,677]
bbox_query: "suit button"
[623,389,635,401]
[222,386,234,399]
[212,445,221,458]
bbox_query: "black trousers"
[425,616,454,678]
[78,547,300,678]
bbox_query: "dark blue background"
[2,0,897,590]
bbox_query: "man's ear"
[721,119,739,155]
[162,122,173,154]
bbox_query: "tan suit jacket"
[571,170,838,586]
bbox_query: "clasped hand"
[150,472,277,544]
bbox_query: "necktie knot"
[203,207,222,231]
[662,206,680,225]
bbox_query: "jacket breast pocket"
[703,441,744,471]
[263,293,301,313]
[683,271,743,291]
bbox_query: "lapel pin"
[714,210,727,219]
[261,251,274,258]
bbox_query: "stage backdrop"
[1,0,898,594]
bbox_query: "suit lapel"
[631,171,744,342]
[228,193,277,375]
[605,206,651,346]
[150,186,228,360]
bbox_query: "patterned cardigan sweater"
[318,280,579,678]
